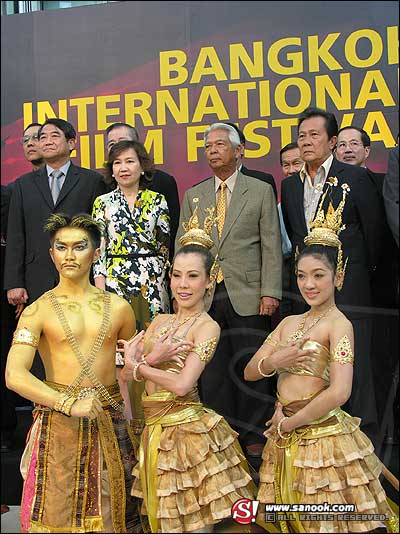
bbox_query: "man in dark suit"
[335,126,398,306]
[224,122,277,200]
[1,185,19,451]
[383,146,399,247]
[336,127,399,446]
[106,123,180,259]
[383,146,399,445]
[5,117,108,309]
[1,124,45,451]
[176,122,282,457]
[281,107,384,443]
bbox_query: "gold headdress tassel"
[304,181,350,291]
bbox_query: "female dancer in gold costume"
[119,211,255,533]
[245,183,398,533]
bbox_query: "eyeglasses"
[21,134,39,145]
[336,140,364,150]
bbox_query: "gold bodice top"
[277,340,331,382]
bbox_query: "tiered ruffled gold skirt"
[258,397,397,533]
[131,390,255,533]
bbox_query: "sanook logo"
[231,498,259,524]
[264,503,356,512]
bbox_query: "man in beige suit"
[176,123,282,456]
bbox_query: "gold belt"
[43,380,123,409]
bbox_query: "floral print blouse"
[92,187,170,316]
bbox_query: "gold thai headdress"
[179,206,218,249]
[303,179,350,291]
[178,205,219,288]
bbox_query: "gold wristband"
[257,356,276,377]
[54,394,77,417]
[63,396,77,417]
[54,393,68,413]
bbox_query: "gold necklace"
[159,311,203,336]
[288,304,335,343]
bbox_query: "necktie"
[50,170,63,204]
[216,182,227,283]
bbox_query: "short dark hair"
[23,122,42,134]
[297,107,338,140]
[44,213,103,249]
[174,244,215,276]
[105,122,139,141]
[38,118,76,141]
[337,126,371,147]
[104,140,154,189]
[224,122,246,145]
[279,142,299,165]
[295,244,338,275]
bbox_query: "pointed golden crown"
[304,181,350,248]
[303,180,350,291]
[179,206,218,249]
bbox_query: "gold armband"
[54,394,77,417]
[331,335,354,365]
[263,331,279,348]
[192,337,218,363]
[12,327,39,348]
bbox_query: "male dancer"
[6,213,145,533]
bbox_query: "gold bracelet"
[63,396,77,417]
[257,356,276,377]
[54,394,77,417]
[132,360,148,382]
[53,393,68,413]
[277,416,291,439]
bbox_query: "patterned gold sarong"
[20,381,146,533]
[257,391,398,533]
[131,389,255,533]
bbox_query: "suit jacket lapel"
[54,163,79,207]
[32,168,54,209]
[219,172,248,248]
[293,173,307,235]
[55,163,79,207]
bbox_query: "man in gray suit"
[176,123,282,456]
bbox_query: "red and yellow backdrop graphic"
[1,1,398,199]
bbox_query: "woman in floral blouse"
[92,139,170,428]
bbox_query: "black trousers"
[199,282,276,446]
